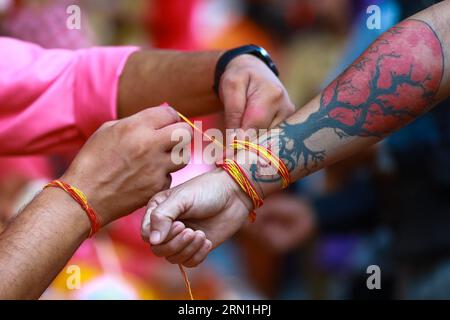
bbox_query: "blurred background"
[1,0,450,299]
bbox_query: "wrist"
[215,168,253,214]
[40,187,91,239]
[227,53,266,70]
[58,172,109,227]
[214,45,279,96]
[233,149,284,197]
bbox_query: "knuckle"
[99,120,114,130]
[126,129,157,158]
[129,142,148,159]
[169,123,193,141]
[141,106,165,120]
[156,106,179,123]
[286,101,296,113]
[221,72,240,90]
[166,256,179,264]
[269,84,286,101]
[151,210,165,224]
[115,120,134,136]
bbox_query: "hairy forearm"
[118,50,223,118]
[0,189,89,299]
[238,2,450,196]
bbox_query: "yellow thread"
[177,112,224,148]
[179,264,194,300]
[231,140,290,189]
[50,180,88,203]
[220,159,263,210]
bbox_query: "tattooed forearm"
[251,19,444,185]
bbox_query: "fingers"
[150,191,186,245]
[152,228,195,257]
[219,53,295,130]
[164,221,185,241]
[220,72,248,129]
[269,103,296,128]
[166,230,207,265]
[132,105,181,129]
[241,102,278,129]
[221,74,294,130]
[241,81,291,129]
[152,229,212,268]
[159,122,193,151]
[141,191,170,242]
[183,239,212,268]
[159,122,193,172]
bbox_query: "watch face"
[258,46,269,58]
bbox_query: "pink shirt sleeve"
[0,37,139,155]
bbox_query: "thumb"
[149,192,185,245]
[141,201,158,243]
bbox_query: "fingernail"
[150,231,161,244]
[166,106,180,120]
[195,230,206,239]
[183,230,193,241]
[161,102,170,107]
[173,221,182,229]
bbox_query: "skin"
[119,52,294,129]
[0,106,191,299]
[0,47,293,298]
[143,1,450,267]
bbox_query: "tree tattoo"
[252,19,444,183]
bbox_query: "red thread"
[44,180,100,237]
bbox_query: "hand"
[220,54,295,129]
[246,193,316,253]
[141,169,251,267]
[61,105,192,226]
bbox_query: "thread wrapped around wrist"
[230,140,291,189]
[44,180,100,237]
[216,158,263,223]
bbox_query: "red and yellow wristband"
[230,140,291,189]
[44,180,100,237]
[216,158,263,223]
[176,109,291,223]
[219,141,291,223]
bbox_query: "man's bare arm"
[0,106,192,299]
[140,1,450,259]
[118,51,223,119]
[0,189,89,299]
[242,1,450,196]
[117,50,295,129]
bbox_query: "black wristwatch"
[213,44,279,96]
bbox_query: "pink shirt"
[0,37,138,155]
